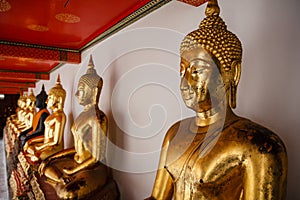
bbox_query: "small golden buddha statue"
[8,94,27,132]
[15,94,27,122]
[23,75,66,163]
[19,85,50,147]
[14,89,36,134]
[38,56,113,199]
[146,0,287,199]
[7,93,24,125]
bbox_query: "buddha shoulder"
[223,118,286,155]
[161,117,196,146]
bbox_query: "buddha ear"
[230,60,241,109]
[232,60,241,87]
[92,87,99,104]
[58,96,63,109]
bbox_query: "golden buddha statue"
[23,75,66,163]
[8,93,27,132]
[15,94,27,122]
[19,85,50,147]
[14,89,36,134]
[146,0,287,199]
[7,93,24,125]
[38,56,114,199]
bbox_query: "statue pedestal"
[4,126,120,200]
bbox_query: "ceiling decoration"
[0,0,11,12]
[0,0,171,94]
[27,24,50,32]
[55,13,81,23]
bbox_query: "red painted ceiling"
[0,0,173,94]
[0,0,207,95]
[1,0,154,49]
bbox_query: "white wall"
[30,0,300,199]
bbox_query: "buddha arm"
[243,146,287,199]
[19,127,33,138]
[36,117,62,151]
[38,148,76,175]
[148,135,174,200]
[23,135,44,151]
[63,156,97,175]
[47,148,76,160]
[26,112,34,127]
[150,168,173,200]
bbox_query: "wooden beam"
[0,87,25,94]
[0,42,81,63]
[0,81,35,88]
[0,71,49,82]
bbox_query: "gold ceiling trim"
[79,0,172,52]
[0,40,79,53]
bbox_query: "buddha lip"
[183,93,194,100]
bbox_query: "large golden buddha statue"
[23,75,66,163]
[146,0,287,199]
[38,56,116,199]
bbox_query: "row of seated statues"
[5,57,119,200]
[4,0,287,199]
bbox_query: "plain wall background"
[29,0,300,199]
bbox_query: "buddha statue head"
[47,75,66,111]
[17,93,26,109]
[180,0,242,114]
[25,90,36,110]
[76,55,103,106]
[35,84,48,110]
[20,93,28,109]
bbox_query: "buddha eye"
[193,68,204,74]
[180,63,186,77]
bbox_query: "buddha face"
[180,47,225,113]
[18,98,24,108]
[46,93,57,110]
[75,82,92,106]
[46,94,54,109]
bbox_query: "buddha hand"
[38,160,48,175]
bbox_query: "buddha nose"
[180,68,190,91]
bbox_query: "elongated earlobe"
[93,87,98,104]
[230,82,237,108]
[58,97,63,110]
[230,61,241,109]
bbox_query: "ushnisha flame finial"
[56,74,61,84]
[205,0,220,16]
[88,54,95,69]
